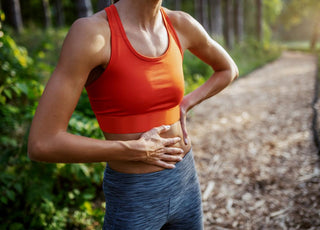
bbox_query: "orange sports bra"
[85,5,184,134]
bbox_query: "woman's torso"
[87,6,189,173]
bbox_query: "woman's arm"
[28,17,183,168]
[167,10,239,143]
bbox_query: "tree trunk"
[7,0,23,33]
[223,0,234,49]
[310,20,320,52]
[195,0,209,31]
[210,0,223,37]
[202,0,209,32]
[256,0,263,42]
[195,0,202,24]
[175,0,182,10]
[42,0,52,28]
[55,0,65,27]
[234,0,244,43]
[76,0,93,18]
[97,0,112,11]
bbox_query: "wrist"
[118,139,146,162]
[180,94,193,113]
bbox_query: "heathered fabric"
[102,149,203,230]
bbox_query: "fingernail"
[178,157,183,161]
[165,125,170,129]
[184,138,188,144]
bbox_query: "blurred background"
[0,0,319,229]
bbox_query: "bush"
[0,12,105,229]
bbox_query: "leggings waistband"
[103,149,196,197]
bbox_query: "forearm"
[28,131,140,163]
[182,70,236,112]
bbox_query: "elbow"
[27,138,49,162]
[231,63,239,81]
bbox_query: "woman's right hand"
[134,125,184,169]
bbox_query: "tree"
[194,0,201,24]
[202,0,209,31]
[54,0,65,27]
[76,0,93,18]
[234,0,244,43]
[280,0,320,51]
[4,0,23,32]
[42,0,52,28]
[175,0,182,10]
[209,0,223,37]
[223,0,234,49]
[256,0,263,42]
[194,0,209,31]
[97,0,112,11]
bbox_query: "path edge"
[312,55,320,158]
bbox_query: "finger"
[154,125,171,134]
[163,137,181,146]
[161,154,183,162]
[164,147,184,155]
[154,160,176,169]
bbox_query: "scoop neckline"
[111,5,171,62]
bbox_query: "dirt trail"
[188,51,320,229]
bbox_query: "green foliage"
[264,0,283,25]
[279,0,320,28]
[243,0,282,43]
[183,50,212,94]
[232,38,282,76]
[278,0,320,48]
[10,26,68,70]
[0,12,105,229]
[281,41,320,52]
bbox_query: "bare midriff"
[103,120,191,174]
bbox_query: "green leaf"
[3,89,12,99]
[0,95,6,104]
[81,201,93,215]
[14,183,23,193]
[16,82,28,95]
[6,189,15,201]
[1,196,8,204]
[79,164,90,177]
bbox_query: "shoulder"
[58,11,111,68]
[162,8,209,50]
[163,8,194,27]
[67,11,110,49]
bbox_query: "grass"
[281,40,320,53]
[231,41,282,77]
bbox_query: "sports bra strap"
[160,8,183,56]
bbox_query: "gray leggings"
[102,149,203,230]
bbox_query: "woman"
[28,0,238,229]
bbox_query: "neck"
[115,0,163,29]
